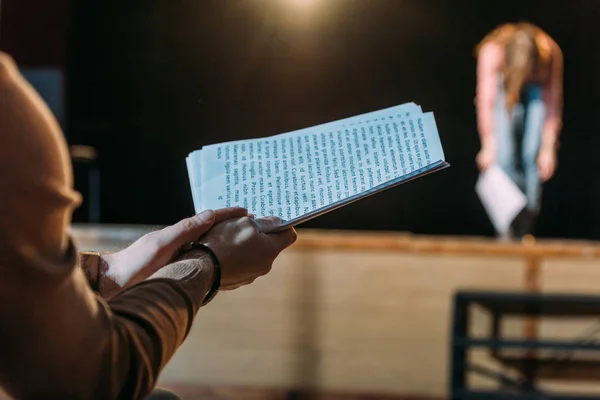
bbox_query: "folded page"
[475,164,527,236]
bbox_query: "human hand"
[99,207,248,297]
[476,146,495,172]
[199,216,297,290]
[538,147,557,182]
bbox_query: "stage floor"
[0,386,438,400]
[158,385,438,399]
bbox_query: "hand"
[476,146,495,172]
[200,216,297,290]
[99,207,248,297]
[537,147,557,182]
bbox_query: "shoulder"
[477,41,504,68]
[539,33,562,62]
[0,52,18,79]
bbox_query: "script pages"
[475,164,527,237]
[186,102,449,231]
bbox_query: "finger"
[266,227,298,251]
[254,216,283,233]
[213,207,248,223]
[161,209,216,248]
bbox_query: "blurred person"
[474,22,563,237]
[0,51,296,400]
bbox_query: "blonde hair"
[475,22,551,110]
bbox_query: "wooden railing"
[294,230,600,257]
[293,230,600,340]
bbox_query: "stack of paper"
[186,102,449,231]
[475,164,528,237]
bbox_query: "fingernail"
[197,209,215,222]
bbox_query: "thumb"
[161,209,216,248]
[254,216,283,233]
[264,227,298,253]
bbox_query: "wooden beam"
[71,225,600,260]
[291,229,600,259]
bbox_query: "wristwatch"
[187,242,221,305]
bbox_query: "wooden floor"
[160,385,441,399]
[0,386,441,400]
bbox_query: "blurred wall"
[0,0,69,66]
[156,248,600,397]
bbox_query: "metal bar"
[454,338,600,351]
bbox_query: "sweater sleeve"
[475,42,503,148]
[541,38,564,148]
[80,251,102,291]
[0,51,212,400]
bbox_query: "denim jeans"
[494,80,546,214]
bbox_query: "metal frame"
[450,290,600,400]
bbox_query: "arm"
[475,42,503,150]
[0,247,214,399]
[541,39,564,151]
[0,52,214,399]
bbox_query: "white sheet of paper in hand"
[186,103,424,214]
[198,110,445,225]
[185,102,449,230]
[475,164,527,236]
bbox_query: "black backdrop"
[66,0,600,238]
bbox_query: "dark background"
[3,0,600,238]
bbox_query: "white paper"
[475,164,527,236]
[186,149,204,213]
[186,103,448,227]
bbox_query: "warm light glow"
[288,0,318,7]
[277,0,330,31]
[277,0,339,33]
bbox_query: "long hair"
[475,22,549,111]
